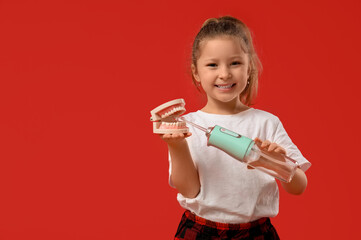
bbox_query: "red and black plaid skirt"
[175,210,280,240]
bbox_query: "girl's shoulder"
[243,109,283,131]
[246,108,280,121]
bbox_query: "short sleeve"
[273,120,311,172]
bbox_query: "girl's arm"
[280,167,307,195]
[161,132,200,198]
[254,138,308,195]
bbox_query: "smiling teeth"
[161,107,185,118]
[216,84,234,89]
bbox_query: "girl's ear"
[191,64,200,82]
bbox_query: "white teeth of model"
[160,106,185,118]
[162,111,171,118]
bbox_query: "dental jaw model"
[150,99,189,134]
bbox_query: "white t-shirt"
[169,108,311,224]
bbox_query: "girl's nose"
[218,67,231,80]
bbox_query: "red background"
[1,0,361,239]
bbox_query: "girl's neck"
[201,98,249,115]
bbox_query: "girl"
[161,16,311,239]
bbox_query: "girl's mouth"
[215,83,236,89]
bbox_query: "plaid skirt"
[175,210,280,240]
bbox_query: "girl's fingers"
[274,146,286,154]
[268,143,278,152]
[184,132,192,138]
[254,138,286,154]
[160,132,192,141]
[171,133,182,138]
[261,140,271,148]
[173,132,192,138]
[267,143,286,154]
[161,133,171,139]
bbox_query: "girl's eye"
[206,63,217,67]
[231,61,241,65]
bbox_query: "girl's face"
[193,37,250,108]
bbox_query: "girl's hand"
[160,132,192,146]
[253,138,307,194]
[247,138,286,169]
[254,137,286,154]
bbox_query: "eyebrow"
[203,56,245,61]
[229,55,245,59]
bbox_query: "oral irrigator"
[179,117,299,183]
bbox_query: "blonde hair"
[191,16,262,106]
